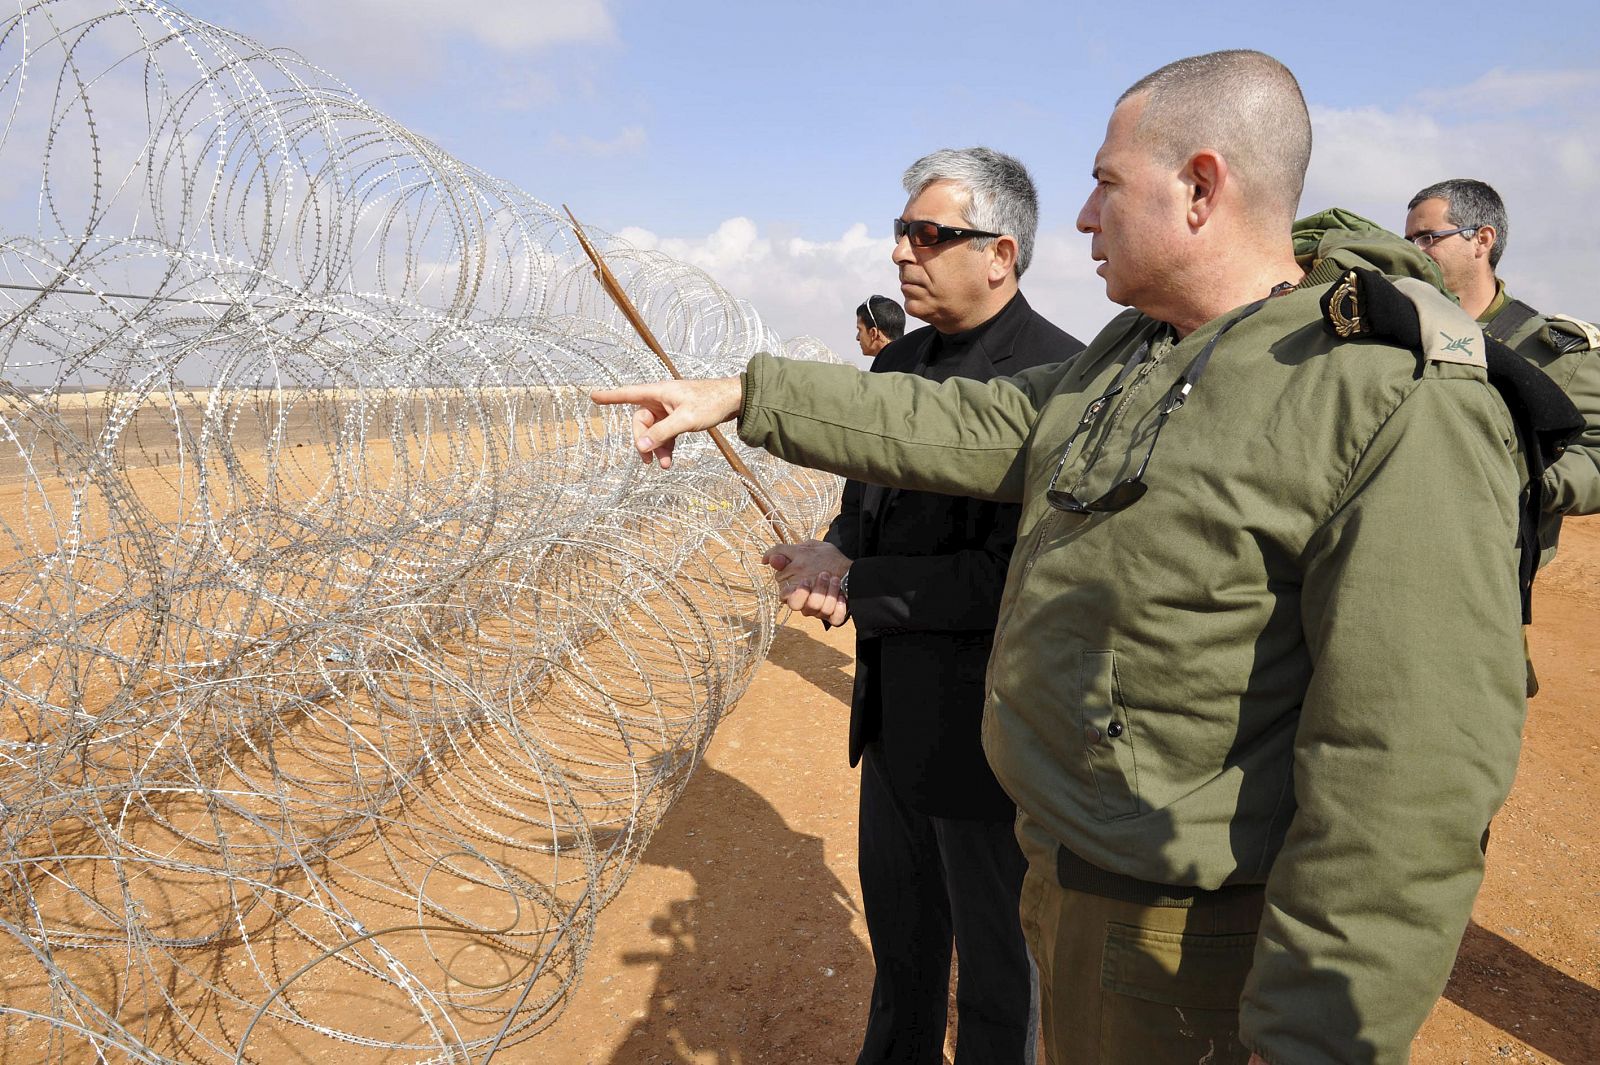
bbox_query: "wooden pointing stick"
[565,206,795,543]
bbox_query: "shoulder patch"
[1323,270,1367,338]
[1392,277,1486,368]
[1320,267,1487,368]
[1542,313,1600,355]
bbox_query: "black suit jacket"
[825,292,1084,820]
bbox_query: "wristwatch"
[839,570,850,599]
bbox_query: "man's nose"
[891,235,915,265]
[1076,197,1097,233]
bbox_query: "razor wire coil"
[0,2,844,1061]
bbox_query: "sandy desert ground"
[536,516,1600,1065]
[0,387,1590,1063]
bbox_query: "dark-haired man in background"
[855,293,905,360]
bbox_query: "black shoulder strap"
[1322,269,1583,622]
[1483,299,1540,346]
[1481,336,1582,622]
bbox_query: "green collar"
[1477,279,1510,325]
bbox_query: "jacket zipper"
[991,507,1060,655]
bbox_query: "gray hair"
[1408,178,1509,269]
[902,147,1039,278]
[1119,50,1311,226]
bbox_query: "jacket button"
[1084,725,1102,744]
[1107,721,1125,738]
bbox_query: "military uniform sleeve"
[1239,374,1526,1065]
[738,353,1066,504]
[1541,343,1600,516]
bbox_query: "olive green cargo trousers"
[1018,857,1265,1064]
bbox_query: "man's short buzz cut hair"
[1119,49,1312,225]
[1408,178,1509,269]
[902,147,1040,278]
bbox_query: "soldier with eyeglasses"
[596,51,1541,1065]
[1404,178,1600,575]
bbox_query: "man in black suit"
[765,147,1085,1064]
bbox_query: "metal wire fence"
[0,2,843,1060]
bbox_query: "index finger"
[590,385,661,407]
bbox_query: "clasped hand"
[762,539,851,627]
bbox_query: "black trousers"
[857,742,1037,1065]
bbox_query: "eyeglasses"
[1044,286,1290,514]
[892,217,1002,247]
[862,295,882,330]
[1405,225,1480,250]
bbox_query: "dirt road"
[539,517,1600,1064]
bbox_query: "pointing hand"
[590,376,744,469]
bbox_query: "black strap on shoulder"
[1483,299,1540,347]
[1482,336,1583,621]
[1322,268,1583,622]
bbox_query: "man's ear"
[1472,224,1498,261]
[1185,149,1228,229]
[987,234,1019,283]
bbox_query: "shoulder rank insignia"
[1323,270,1368,338]
[1320,268,1487,368]
[1392,277,1485,367]
[1542,313,1600,355]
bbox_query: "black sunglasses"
[1044,286,1290,514]
[893,217,1002,247]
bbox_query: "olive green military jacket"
[1478,280,1600,565]
[736,215,1525,1065]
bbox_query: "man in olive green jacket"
[595,51,1526,1065]
[1403,177,1600,568]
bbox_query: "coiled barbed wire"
[0,2,843,1061]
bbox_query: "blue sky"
[185,0,1600,362]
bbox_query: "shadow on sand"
[761,620,855,706]
[1445,920,1600,1062]
[605,619,869,1061]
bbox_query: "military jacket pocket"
[1079,649,1141,820]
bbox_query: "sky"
[181,0,1600,365]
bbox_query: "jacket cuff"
[736,353,774,446]
[844,557,886,637]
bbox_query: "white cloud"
[372,0,615,51]
[594,64,1600,372]
[486,67,561,112]
[549,125,648,158]
[1017,229,1122,348]
[231,0,616,85]
[274,0,614,52]
[612,219,1118,366]
[616,220,898,366]
[1414,68,1600,117]
[1304,67,1600,322]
